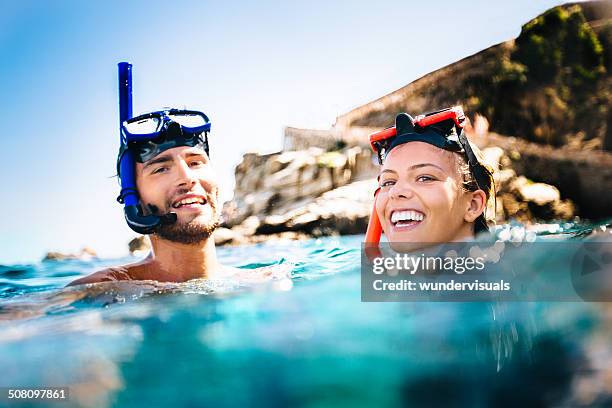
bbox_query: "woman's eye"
[380,179,396,187]
[417,175,435,182]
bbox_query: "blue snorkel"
[117,62,177,234]
[116,62,212,234]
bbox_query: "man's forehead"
[136,147,209,171]
[147,146,208,161]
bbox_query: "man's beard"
[157,216,219,245]
[150,195,220,245]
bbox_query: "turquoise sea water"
[1,224,611,407]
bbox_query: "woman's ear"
[464,190,487,223]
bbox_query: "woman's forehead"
[382,142,455,171]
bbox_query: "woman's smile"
[388,208,426,232]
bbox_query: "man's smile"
[171,194,208,210]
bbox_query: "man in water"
[69,109,263,285]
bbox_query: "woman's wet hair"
[452,142,496,234]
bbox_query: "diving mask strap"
[456,129,489,191]
[457,129,491,233]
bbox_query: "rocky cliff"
[219,146,378,244]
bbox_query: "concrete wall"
[284,126,382,151]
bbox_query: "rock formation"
[43,247,98,261]
[128,236,151,256]
[222,146,377,228]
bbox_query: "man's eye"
[152,167,168,174]
[380,179,396,188]
[189,160,204,167]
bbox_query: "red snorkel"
[364,106,468,255]
[364,194,384,259]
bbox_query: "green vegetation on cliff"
[486,4,608,147]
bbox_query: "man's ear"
[464,190,487,223]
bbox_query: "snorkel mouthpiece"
[123,205,177,235]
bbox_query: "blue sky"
[0,0,564,264]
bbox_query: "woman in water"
[367,106,496,249]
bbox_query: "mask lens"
[167,113,207,128]
[125,117,160,135]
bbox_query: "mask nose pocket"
[162,120,184,140]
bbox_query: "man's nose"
[175,160,197,188]
[389,180,414,200]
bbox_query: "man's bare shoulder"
[65,256,156,287]
[66,265,134,286]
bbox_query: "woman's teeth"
[391,210,424,226]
